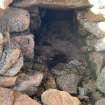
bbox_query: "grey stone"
[94,37,105,51]
[77,12,105,38]
[28,7,41,31]
[0,7,30,33]
[13,0,91,9]
[0,32,23,76]
[95,98,105,105]
[56,74,80,94]
[89,52,104,77]
[97,67,105,93]
[92,91,103,101]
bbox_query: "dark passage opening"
[35,9,78,45]
[34,9,83,70]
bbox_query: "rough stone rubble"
[0,0,105,105]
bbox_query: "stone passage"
[0,0,105,105]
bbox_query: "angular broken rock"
[0,32,23,76]
[14,72,43,95]
[41,89,80,105]
[13,0,91,9]
[0,7,30,33]
[11,33,35,60]
[0,87,14,105]
[0,0,13,9]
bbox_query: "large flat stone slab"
[13,0,91,9]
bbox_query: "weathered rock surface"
[51,63,68,76]
[77,12,105,38]
[85,35,105,52]
[88,0,105,17]
[0,87,41,105]
[14,72,43,95]
[45,73,57,89]
[0,9,5,17]
[77,0,105,39]
[13,0,91,9]
[97,67,105,93]
[77,10,105,22]
[28,7,41,31]
[83,80,96,93]
[41,89,80,105]
[94,37,105,51]
[86,34,105,52]
[92,91,103,101]
[56,74,80,94]
[0,76,17,87]
[11,33,34,60]
[89,52,104,77]
[0,87,14,105]
[51,59,85,77]
[0,0,13,9]
[14,92,41,105]
[0,32,23,76]
[0,48,23,76]
[86,35,105,52]
[95,98,105,105]
[0,33,4,58]
[0,7,30,33]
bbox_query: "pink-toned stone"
[11,33,34,60]
[0,0,13,9]
[0,87,41,105]
[0,9,5,16]
[14,72,43,95]
[0,87,14,105]
[0,76,17,87]
[14,92,41,105]
[41,89,80,105]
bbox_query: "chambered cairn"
[0,0,105,105]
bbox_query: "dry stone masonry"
[0,0,105,105]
